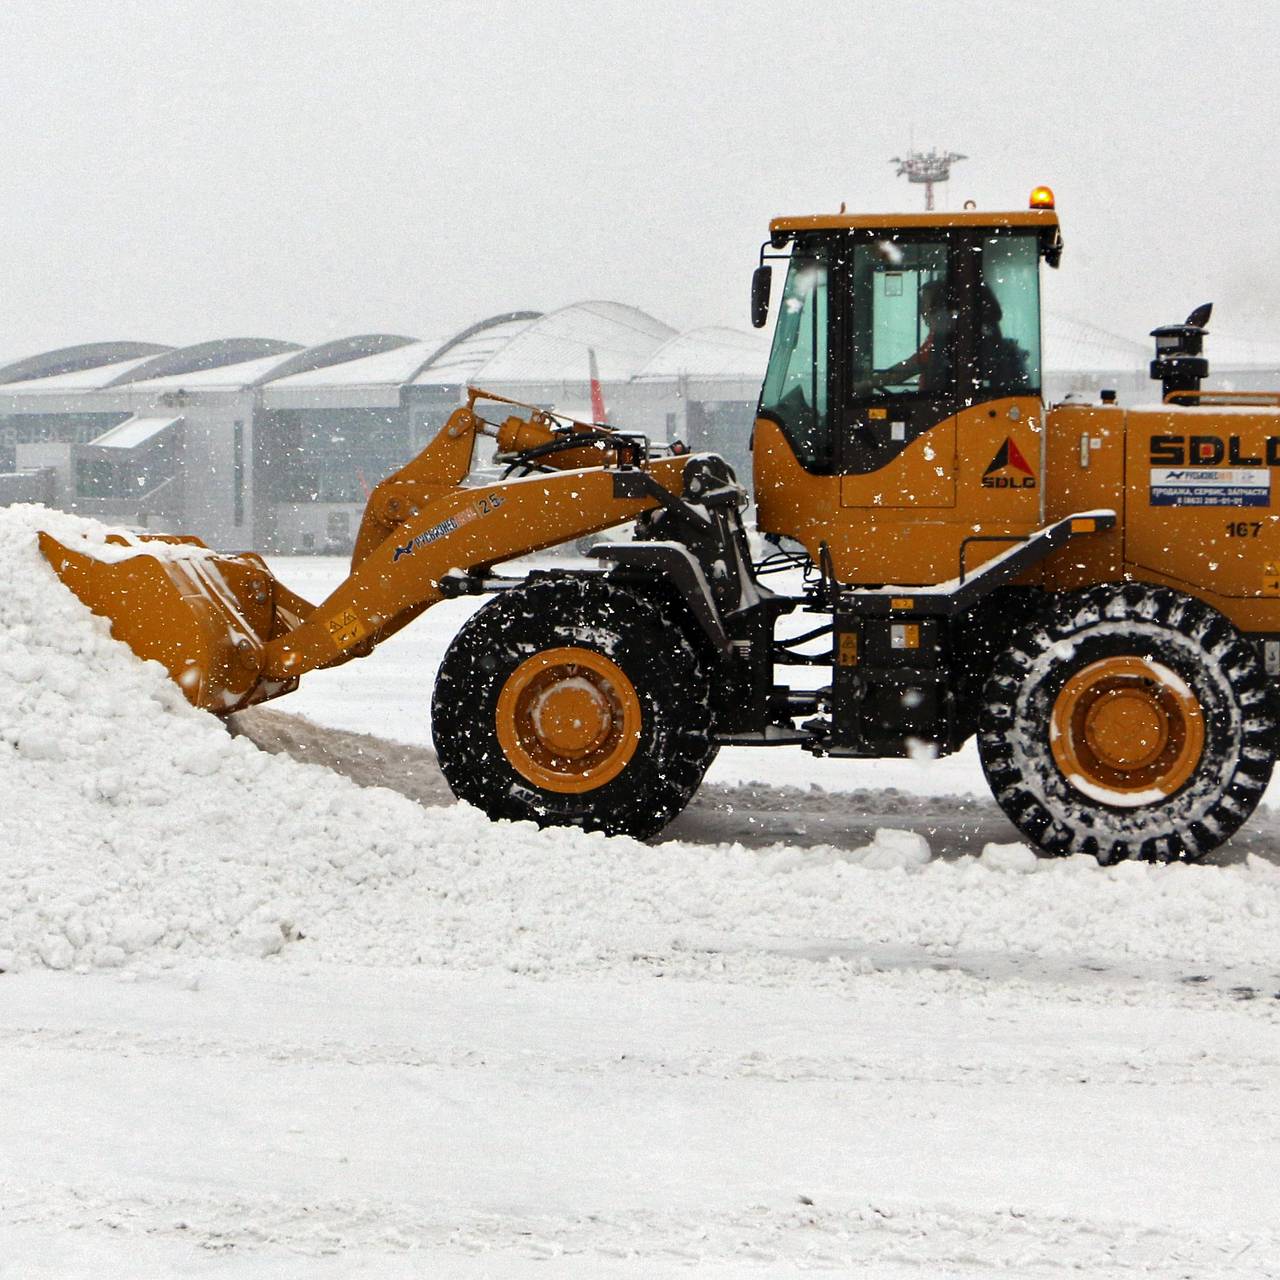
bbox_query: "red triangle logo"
[1005,439,1033,476]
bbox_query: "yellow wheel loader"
[38,187,1280,861]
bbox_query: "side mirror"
[750,265,772,328]
[1042,227,1064,270]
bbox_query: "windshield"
[758,254,830,469]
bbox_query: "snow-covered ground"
[4,513,1280,1277]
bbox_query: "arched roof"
[412,311,543,387]
[634,326,771,382]
[253,334,417,386]
[260,336,450,393]
[1203,332,1280,370]
[1042,313,1147,375]
[0,354,164,393]
[427,301,675,387]
[0,341,171,386]
[11,303,1262,405]
[108,338,303,387]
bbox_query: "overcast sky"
[1,0,1277,362]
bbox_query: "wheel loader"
[37,187,1280,863]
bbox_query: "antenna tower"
[891,148,967,211]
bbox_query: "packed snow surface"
[5,504,1280,1277]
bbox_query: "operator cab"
[753,192,1062,478]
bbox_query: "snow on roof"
[109,338,303,389]
[413,315,541,387]
[1043,312,1148,375]
[267,338,446,388]
[1043,316,1280,376]
[1202,331,1280,370]
[88,415,181,450]
[15,302,1268,406]
[0,341,171,386]
[126,351,304,390]
[0,355,159,393]
[457,301,675,386]
[634,326,771,381]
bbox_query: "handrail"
[1162,389,1280,406]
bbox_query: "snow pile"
[0,507,438,971]
[980,841,1041,874]
[6,503,1280,983]
[758,827,933,873]
[853,827,932,869]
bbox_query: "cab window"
[759,254,831,469]
[849,241,952,396]
[977,234,1040,395]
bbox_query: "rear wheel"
[432,576,715,839]
[977,584,1275,863]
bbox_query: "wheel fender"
[588,541,732,656]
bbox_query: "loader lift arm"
[38,388,719,713]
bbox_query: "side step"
[836,510,1118,619]
[716,725,812,746]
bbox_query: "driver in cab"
[855,279,953,396]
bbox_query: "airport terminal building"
[1,300,1275,554]
[0,302,767,553]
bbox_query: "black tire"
[432,576,715,839]
[978,584,1275,863]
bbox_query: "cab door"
[827,235,960,583]
[839,236,957,512]
[828,229,1044,585]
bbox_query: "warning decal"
[1149,467,1271,508]
[326,607,369,652]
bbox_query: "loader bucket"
[37,530,299,713]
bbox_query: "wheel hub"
[528,679,612,757]
[495,646,642,794]
[1050,656,1204,805]
[1082,687,1168,770]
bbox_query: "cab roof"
[770,208,1060,237]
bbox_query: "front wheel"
[977,584,1275,863]
[432,576,715,839]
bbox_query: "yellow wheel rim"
[1050,656,1205,805]
[496,646,642,794]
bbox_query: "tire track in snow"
[230,708,1280,864]
[2,1181,1273,1274]
[3,1022,1278,1090]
